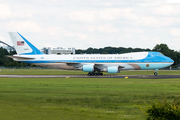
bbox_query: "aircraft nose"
[170,58,174,63]
[168,57,174,63]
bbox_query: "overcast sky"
[0,0,180,51]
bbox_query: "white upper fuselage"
[15,52,147,62]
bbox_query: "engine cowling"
[107,66,120,73]
[83,64,94,72]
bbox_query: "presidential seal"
[146,64,149,67]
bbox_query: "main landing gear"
[88,72,103,76]
[154,69,158,76]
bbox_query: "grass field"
[0,68,180,75]
[1,77,180,120]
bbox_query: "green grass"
[0,69,179,75]
[1,78,180,120]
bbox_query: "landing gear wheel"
[88,72,93,76]
[154,72,157,76]
[87,72,103,76]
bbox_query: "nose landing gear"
[154,69,158,76]
[154,72,157,76]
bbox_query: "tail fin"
[9,32,44,55]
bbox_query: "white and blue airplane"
[8,32,174,76]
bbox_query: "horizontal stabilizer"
[6,55,35,59]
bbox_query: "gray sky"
[0,0,180,51]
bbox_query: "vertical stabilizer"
[9,32,44,55]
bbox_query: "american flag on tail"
[17,41,24,46]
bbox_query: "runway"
[0,75,180,79]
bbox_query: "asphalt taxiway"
[0,75,180,79]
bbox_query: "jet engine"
[107,66,120,73]
[83,64,94,72]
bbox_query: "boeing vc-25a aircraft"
[8,32,174,76]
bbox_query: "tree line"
[0,43,179,67]
[76,46,151,54]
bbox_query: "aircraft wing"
[66,62,125,71]
[66,63,82,69]
[94,64,125,71]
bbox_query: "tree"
[0,58,4,66]
[0,47,5,59]
[101,52,108,54]
[144,98,180,120]
[153,44,169,53]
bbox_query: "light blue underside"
[137,63,172,70]
[23,60,172,70]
